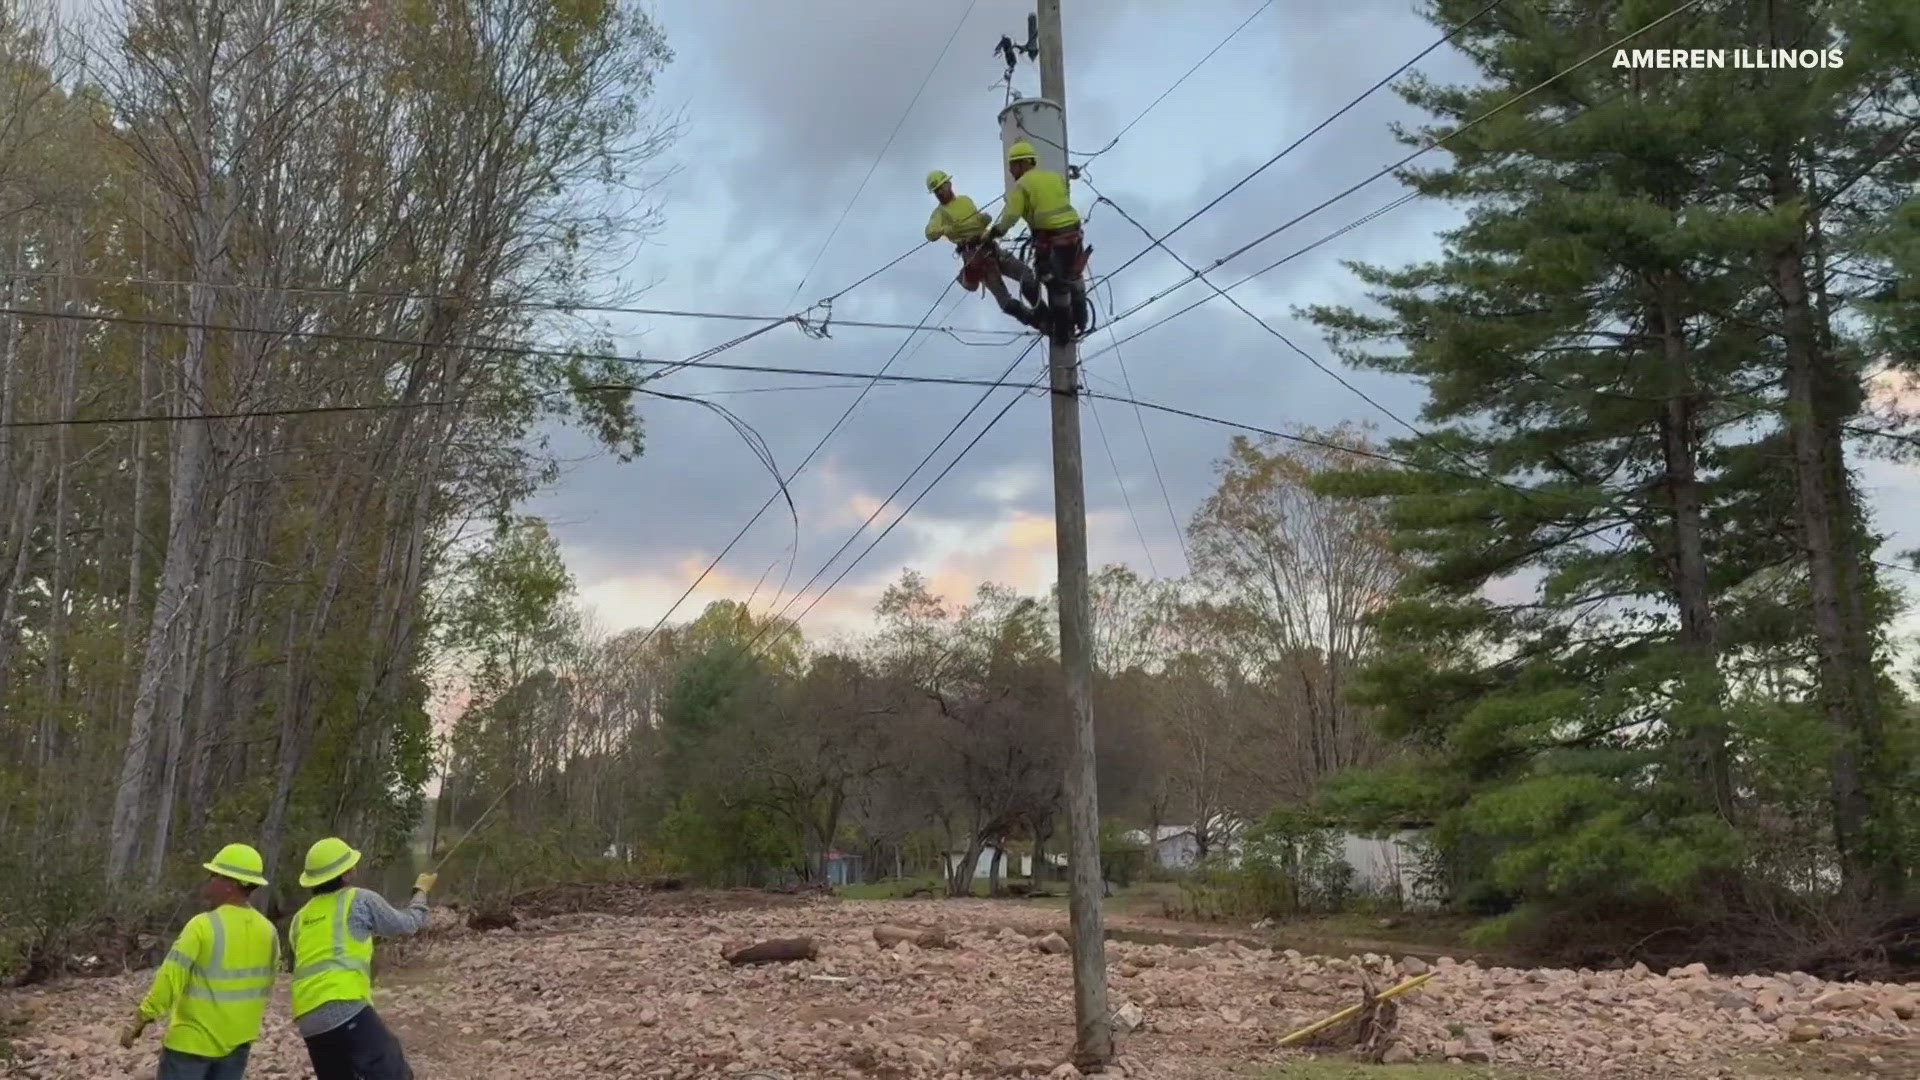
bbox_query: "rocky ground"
[5,890,1920,1078]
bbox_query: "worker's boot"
[1071,284,1090,333]
[996,296,1043,330]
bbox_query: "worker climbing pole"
[987,138,1090,345]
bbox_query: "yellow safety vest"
[926,195,989,243]
[158,905,277,1058]
[290,887,374,1018]
[995,168,1080,234]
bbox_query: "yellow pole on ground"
[1275,970,1437,1047]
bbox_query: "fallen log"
[873,925,956,950]
[724,937,817,966]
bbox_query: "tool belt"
[1029,225,1083,249]
[1029,226,1087,280]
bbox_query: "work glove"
[118,1015,148,1049]
[413,872,438,894]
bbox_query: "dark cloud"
[520,1,1920,636]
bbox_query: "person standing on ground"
[287,837,436,1080]
[120,844,278,1080]
[924,168,1045,329]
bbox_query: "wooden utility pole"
[1034,0,1112,1067]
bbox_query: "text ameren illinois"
[1612,48,1845,69]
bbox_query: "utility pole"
[1034,0,1111,1067]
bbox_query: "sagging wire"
[580,382,797,543]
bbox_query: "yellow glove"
[118,1015,148,1049]
[413,872,438,894]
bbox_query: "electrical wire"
[1088,392,1160,577]
[784,0,981,309]
[1081,191,1420,364]
[745,341,1047,648]
[1091,184,1485,481]
[1091,0,1706,330]
[1084,0,1505,294]
[0,304,1035,391]
[0,270,1033,341]
[1070,0,1276,163]
[628,278,966,651]
[1100,276,1190,572]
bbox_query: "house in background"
[1123,825,1202,870]
[1123,817,1247,870]
[943,846,1067,882]
[1338,829,1441,906]
[823,849,863,886]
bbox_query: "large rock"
[1033,933,1070,956]
[1811,989,1866,1012]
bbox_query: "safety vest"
[926,195,989,243]
[290,887,374,1018]
[996,169,1080,234]
[161,905,277,1058]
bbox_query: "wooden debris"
[724,937,817,966]
[1277,971,1435,1049]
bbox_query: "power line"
[0,304,1039,391]
[1091,0,1704,330]
[1100,278,1189,572]
[1070,0,1275,162]
[1082,191,1420,363]
[0,269,1032,341]
[784,0,980,309]
[1084,0,1504,295]
[749,342,1047,647]
[1091,185,1485,481]
[751,288,972,622]
[630,279,967,651]
[1088,393,1159,577]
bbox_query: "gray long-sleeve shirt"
[293,887,429,1038]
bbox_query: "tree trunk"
[1771,159,1897,900]
[1654,280,1733,822]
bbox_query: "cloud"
[519,0,1920,645]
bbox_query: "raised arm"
[351,887,430,939]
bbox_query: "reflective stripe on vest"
[290,888,374,1017]
[162,906,276,1058]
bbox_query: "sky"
[523,0,1920,646]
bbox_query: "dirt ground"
[5,889,1919,1078]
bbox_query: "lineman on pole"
[288,837,435,1079]
[121,844,278,1080]
[988,140,1090,343]
[925,169,1046,330]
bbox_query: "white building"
[1339,829,1443,907]
[1123,825,1203,870]
[1126,821,1444,908]
[944,846,1066,881]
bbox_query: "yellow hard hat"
[202,842,268,887]
[299,836,361,887]
[926,169,951,193]
[1006,140,1037,163]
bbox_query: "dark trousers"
[157,1045,251,1080]
[303,1007,414,1080]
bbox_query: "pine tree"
[1305,0,1919,912]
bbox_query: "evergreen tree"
[1305,0,1919,914]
